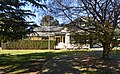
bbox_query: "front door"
[55,36,65,45]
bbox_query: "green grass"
[0,50,68,55]
[0,50,89,74]
[0,49,120,74]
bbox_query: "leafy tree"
[48,0,120,59]
[40,15,59,26]
[0,0,45,43]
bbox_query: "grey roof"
[33,26,63,32]
[29,26,66,36]
[29,32,66,36]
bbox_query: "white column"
[65,33,70,45]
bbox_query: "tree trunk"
[89,35,93,48]
[102,43,112,59]
[0,41,1,47]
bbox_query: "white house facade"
[29,26,90,49]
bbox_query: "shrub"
[2,40,55,49]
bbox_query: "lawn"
[0,49,120,74]
[0,50,89,74]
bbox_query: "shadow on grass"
[41,50,120,74]
[0,50,88,74]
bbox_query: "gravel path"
[40,51,120,74]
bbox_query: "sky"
[24,6,65,26]
[23,5,42,25]
[23,0,88,26]
[22,1,64,26]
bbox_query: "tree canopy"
[0,0,46,42]
[47,0,120,59]
[40,15,59,26]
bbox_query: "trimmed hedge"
[2,40,55,49]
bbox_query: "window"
[42,37,49,40]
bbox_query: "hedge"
[2,40,55,49]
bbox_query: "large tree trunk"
[102,43,112,59]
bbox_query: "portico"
[54,32,71,49]
[29,26,73,49]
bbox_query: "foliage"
[79,0,120,59]
[0,0,46,42]
[47,0,120,59]
[70,33,89,44]
[40,15,59,26]
[2,40,55,49]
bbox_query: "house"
[29,26,90,49]
[29,26,73,49]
